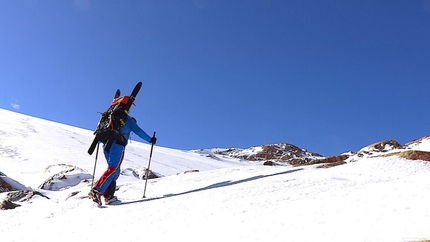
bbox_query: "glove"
[150,137,157,145]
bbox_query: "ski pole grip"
[150,132,157,145]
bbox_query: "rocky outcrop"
[263,161,275,166]
[359,140,403,154]
[239,143,322,162]
[39,164,92,191]
[385,150,430,162]
[316,161,347,169]
[183,170,199,174]
[145,169,159,179]
[317,154,349,163]
[196,135,430,169]
[6,190,50,202]
[121,167,159,179]
[0,172,27,192]
[0,200,21,210]
[292,154,350,167]
[0,177,14,192]
[209,143,323,166]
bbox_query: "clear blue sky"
[1,1,430,156]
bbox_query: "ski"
[124,81,142,111]
[114,89,121,99]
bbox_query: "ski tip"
[114,89,121,99]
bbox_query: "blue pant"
[94,142,125,195]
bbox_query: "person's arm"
[130,120,151,143]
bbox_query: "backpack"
[93,96,129,146]
[88,82,142,155]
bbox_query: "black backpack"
[94,96,129,144]
[88,82,142,155]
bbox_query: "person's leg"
[103,148,125,197]
[93,143,125,194]
[104,181,116,197]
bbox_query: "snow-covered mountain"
[191,143,324,165]
[1,108,430,242]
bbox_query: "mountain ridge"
[2,107,430,169]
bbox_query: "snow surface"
[1,108,430,242]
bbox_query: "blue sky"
[1,0,429,156]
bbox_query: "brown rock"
[317,161,347,169]
[0,200,21,210]
[292,154,350,167]
[0,177,14,193]
[263,161,275,166]
[235,143,323,165]
[314,154,349,164]
[144,169,159,179]
[7,190,50,202]
[183,170,199,174]
[385,150,430,162]
[364,140,402,152]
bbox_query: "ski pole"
[143,132,156,198]
[91,142,100,188]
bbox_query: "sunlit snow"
[1,108,430,242]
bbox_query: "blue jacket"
[119,116,151,145]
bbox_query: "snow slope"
[1,108,430,242]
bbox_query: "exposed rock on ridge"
[195,135,430,167]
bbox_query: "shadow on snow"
[115,168,303,206]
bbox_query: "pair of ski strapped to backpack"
[88,82,142,155]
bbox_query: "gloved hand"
[150,137,157,145]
